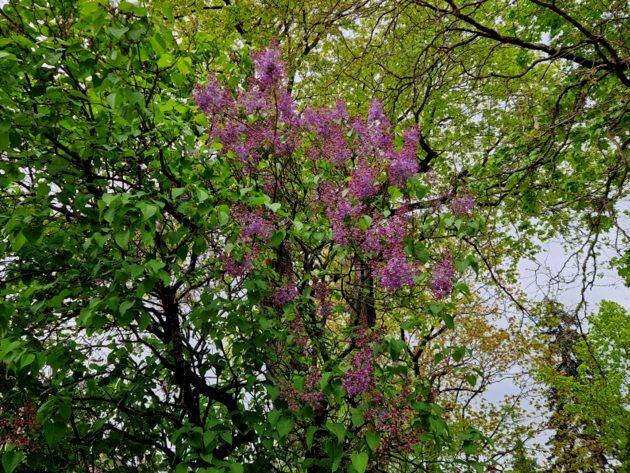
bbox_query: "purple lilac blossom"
[300,366,325,410]
[326,198,365,245]
[361,215,408,255]
[241,216,273,240]
[251,42,286,92]
[272,283,298,307]
[221,252,254,278]
[303,105,352,164]
[193,75,235,116]
[365,100,394,157]
[450,192,475,216]
[430,254,456,299]
[389,126,419,186]
[348,161,378,200]
[343,344,374,396]
[373,249,417,291]
[312,278,333,319]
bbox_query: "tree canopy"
[0,0,628,472]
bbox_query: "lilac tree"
[191,43,483,471]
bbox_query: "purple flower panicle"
[343,344,374,396]
[430,254,456,299]
[450,192,475,216]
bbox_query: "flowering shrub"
[190,43,482,471]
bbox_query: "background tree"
[536,300,630,471]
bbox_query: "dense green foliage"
[0,0,628,472]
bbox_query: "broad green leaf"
[1,450,24,473]
[277,417,294,439]
[115,229,131,249]
[138,202,158,220]
[325,422,345,443]
[270,229,286,247]
[366,430,379,451]
[351,452,368,473]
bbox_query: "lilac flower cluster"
[362,215,418,291]
[193,75,235,116]
[343,344,374,396]
[271,282,298,307]
[389,127,420,186]
[361,215,408,254]
[429,253,456,299]
[326,198,365,245]
[221,252,254,278]
[288,316,309,348]
[312,278,333,320]
[373,248,418,291]
[349,161,378,200]
[195,45,424,295]
[279,366,325,411]
[303,102,352,164]
[240,216,273,240]
[231,204,274,242]
[301,366,325,410]
[251,42,286,91]
[219,204,275,278]
[450,191,475,216]
[364,100,394,155]
[364,389,419,463]
[0,400,40,452]
[193,43,299,169]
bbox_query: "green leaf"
[1,450,24,473]
[277,416,294,439]
[0,121,10,150]
[387,185,403,199]
[119,300,134,316]
[43,420,67,446]
[220,431,232,445]
[158,53,175,68]
[163,2,174,21]
[350,407,364,427]
[115,229,130,249]
[197,188,209,203]
[270,229,286,247]
[358,214,372,231]
[11,232,27,252]
[366,430,379,451]
[428,303,443,316]
[175,464,188,473]
[229,464,244,473]
[320,371,333,390]
[267,202,281,212]
[329,442,344,472]
[138,202,158,220]
[172,187,186,198]
[219,209,230,225]
[92,232,109,248]
[109,25,129,38]
[442,313,455,330]
[106,92,118,108]
[326,422,345,443]
[146,259,166,274]
[351,452,369,473]
[306,426,318,449]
